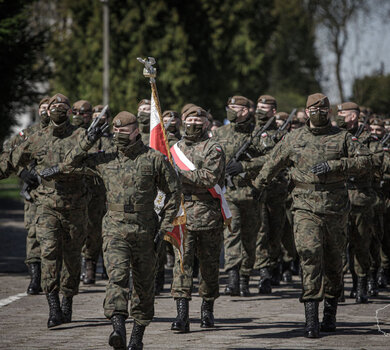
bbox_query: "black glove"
[40,165,60,179]
[311,161,331,175]
[87,122,109,143]
[19,168,40,188]
[226,159,244,176]
[154,229,166,252]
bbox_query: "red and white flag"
[170,142,232,227]
[150,92,187,264]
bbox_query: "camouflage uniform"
[213,117,272,280]
[1,121,88,297]
[254,121,372,302]
[380,149,390,279]
[60,132,181,326]
[171,135,225,301]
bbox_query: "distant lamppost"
[101,0,109,105]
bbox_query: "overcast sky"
[317,4,390,104]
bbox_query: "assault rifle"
[381,132,390,146]
[355,111,371,138]
[20,161,41,201]
[226,116,276,188]
[273,108,297,141]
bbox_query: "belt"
[295,181,345,191]
[41,179,84,191]
[107,203,152,213]
[183,193,214,201]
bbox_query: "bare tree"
[315,0,366,102]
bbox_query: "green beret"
[137,99,151,108]
[162,110,180,119]
[257,94,277,108]
[113,111,137,127]
[370,118,384,127]
[337,102,359,112]
[48,93,71,109]
[227,95,251,108]
[306,93,330,108]
[39,96,50,107]
[182,106,208,120]
[72,100,92,114]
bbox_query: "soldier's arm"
[178,145,225,188]
[156,154,182,233]
[326,133,372,175]
[253,136,292,190]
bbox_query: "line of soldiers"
[1,91,390,349]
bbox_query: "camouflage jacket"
[59,134,181,234]
[175,134,225,230]
[213,117,274,201]
[254,121,372,215]
[1,121,87,209]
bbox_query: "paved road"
[0,199,389,349]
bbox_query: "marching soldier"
[41,111,181,350]
[254,93,372,338]
[71,100,93,128]
[170,106,226,332]
[137,99,151,145]
[1,93,88,328]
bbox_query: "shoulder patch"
[351,136,358,141]
[18,131,26,139]
[215,146,222,153]
[261,132,268,138]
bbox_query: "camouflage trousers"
[24,200,41,264]
[102,212,157,326]
[381,199,390,270]
[348,206,374,277]
[370,212,384,273]
[224,199,260,276]
[36,204,86,296]
[172,227,223,301]
[82,188,106,262]
[254,195,286,270]
[294,209,347,301]
[281,206,296,263]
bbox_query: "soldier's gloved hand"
[311,161,331,175]
[19,168,40,188]
[40,165,60,179]
[226,159,244,176]
[87,122,109,143]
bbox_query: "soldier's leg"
[368,213,383,296]
[223,200,241,295]
[35,205,63,327]
[254,201,270,270]
[129,232,156,327]
[380,200,390,284]
[83,190,106,284]
[24,200,42,295]
[59,208,87,298]
[197,227,223,328]
[293,210,324,301]
[155,240,167,295]
[171,230,195,333]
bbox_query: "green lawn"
[0,175,23,200]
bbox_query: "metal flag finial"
[137,57,157,79]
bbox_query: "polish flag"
[150,91,186,266]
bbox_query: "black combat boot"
[127,322,145,350]
[200,299,215,328]
[304,301,320,338]
[239,275,250,297]
[224,267,239,296]
[368,270,379,297]
[46,292,63,328]
[83,259,96,285]
[27,262,41,295]
[109,314,126,350]
[320,298,337,332]
[61,296,73,323]
[355,276,368,303]
[155,269,165,296]
[282,262,292,283]
[350,272,357,298]
[258,268,272,294]
[377,267,388,288]
[270,266,280,286]
[80,257,86,281]
[171,298,190,333]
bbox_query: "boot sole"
[108,333,126,350]
[47,319,62,328]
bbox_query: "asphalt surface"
[0,198,389,349]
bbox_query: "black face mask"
[255,109,269,121]
[167,124,177,133]
[309,109,328,127]
[40,109,50,128]
[185,123,204,140]
[50,106,69,124]
[226,108,238,122]
[335,115,346,129]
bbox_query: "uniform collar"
[306,120,332,135]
